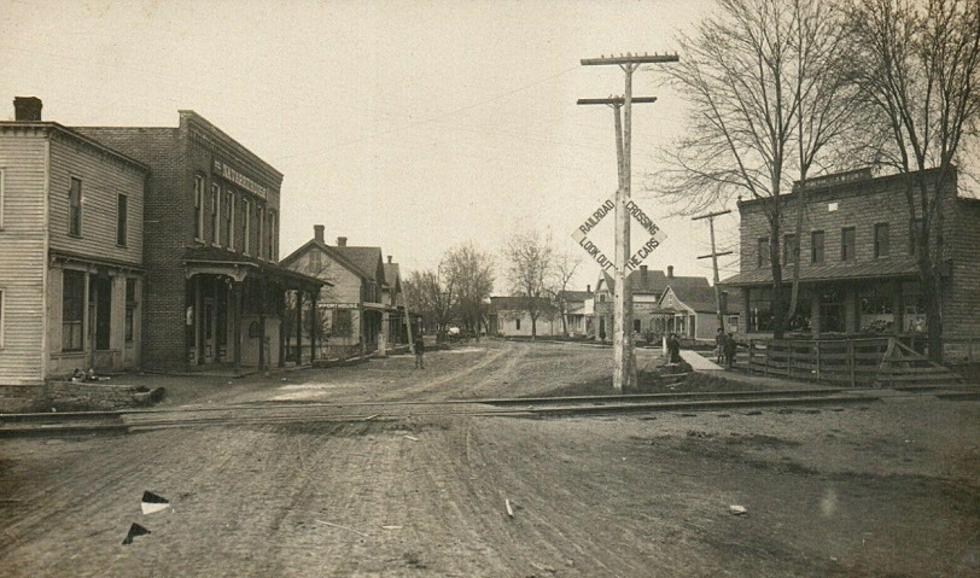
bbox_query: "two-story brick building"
[721,167,980,358]
[281,227,389,358]
[75,111,323,372]
[0,97,148,386]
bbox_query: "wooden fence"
[746,337,892,387]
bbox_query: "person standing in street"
[715,327,726,364]
[414,334,425,369]
[724,332,737,369]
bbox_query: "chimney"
[336,236,348,247]
[387,255,393,264]
[313,224,324,243]
[587,284,591,294]
[667,265,674,278]
[640,265,648,283]
[14,97,42,121]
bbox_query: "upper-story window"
[874,223,890,258]
[242,197,251,255]
[210,184,220,245]
[193,175,205,241]
[116,194,128,246]
[757,237,770,268]
[256,204,265,260]
[224,190,235,250]
[783,234,798,265]
[69,177,82,237]
[268,210,277,260]
[811,230,825,264]
[841,227,855,261]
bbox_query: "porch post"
[310,291,318,363]
[810,291,821,337]
[296,290,303,363]
[232,281,242,371]
[379,309,389,358]
[892,280,903,335]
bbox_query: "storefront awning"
[720,257,920,287]
[183,246,328,292]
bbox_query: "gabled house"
[556,287,594,337]
[281,226,389,358]
[382,255,408,348]
[488,296,559,337]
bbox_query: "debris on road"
[361,414,380,422]
[317,519,369,538]
[140,491,170,515]
[122,522,151,545]
[382,525,403,530]
[729,505,748,516]
[403,434,419,442]
[506,498,515,518]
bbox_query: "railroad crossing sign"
[571,196,667,273]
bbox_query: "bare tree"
[847,0,980,361]
[549,250,581,337]
[503,230,554,339]
[653,0,861,337]
[403,269,455,340]
[441,243,495,340]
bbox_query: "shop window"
[748,287,773,332]
[69,177,82,237]
[516,318,521,331]
[116,194,128,246]
[62,270,85,351]
[194,175,205,241]
[634,319,641,333]
[902,281,926,333]
[125,279,136,344]
[811,230,824,264]
[757,237,770,268]
[859,284,895,333]
[248,320,261,338]
[819,287,845,333]
[874,223,890,258]
[840,227,855,261]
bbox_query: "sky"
[0,0,742,291]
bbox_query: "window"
[125,279,136,343]
[116,194,128,246]
[0,168,5,229]
[841,227,855,261]
[909,217,923,255]
[193,175,205,241]
[210,184,220,245]
[757,237,770,268]
[333,309,352,337]
[256,205,265,259]
[819,287,845,333]
[783,234,798,265]
[748,287,773,332]
[242,198,251,255]
[62,270,85,351]
[268,210,277,260]
[516,318,521,331]
[874,223,890,258]
[225,190,235,249]
[69,177,82,236]
[811,231,825,264]
[0,288,5,349]
[633,319,641,332]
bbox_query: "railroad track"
[0,387,890,437]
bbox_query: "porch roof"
[720,257,919,287]
[183,246,330,291]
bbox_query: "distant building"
[76,110,323,371]
[720,167,980,359]
[488,296,559,337]
[281,228,394,358]
[594,265,731,341]
[0,97,148,385]
[556,287,594,337]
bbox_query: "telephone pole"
[579,52,679,391]
[693,209,733,333]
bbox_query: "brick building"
[721,167,980,359]
[75,111,322,372]
[281,228,392,358]
[0,97,148,385]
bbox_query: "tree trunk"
[770,223,787,339]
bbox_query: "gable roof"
[558,290,593,303]
[596,269,669,296]
[333,245,385,284]
[490,296,556,312]
[280,239,378,282]
[661,277,716,313]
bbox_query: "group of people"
[715,328,738,369]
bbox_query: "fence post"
[763,340,770,376]
[748,339,754,372]
[847,340,856,387]
[787,341,793,378]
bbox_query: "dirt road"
[2,340,978,577]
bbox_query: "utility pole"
[580,53,678,392]
[693,209,733,333]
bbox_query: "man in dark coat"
[724,332,737,369]
[413,335,425,369]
